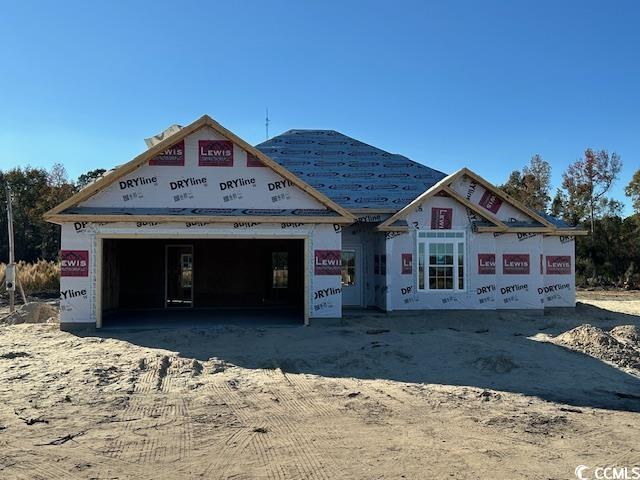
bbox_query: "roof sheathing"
[256,130,447,209]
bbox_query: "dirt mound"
[609,325,640,348]
[554,324,640,372]
[1,302,58,325]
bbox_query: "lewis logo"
[546,255,571,275]
[401,254,412,274]
[431,207,453,229]
[478,254,496,274]
[479,190,503,214]
[149,140,184,166]
[60,250,89,277]
[314,250,341,275]
[502,254,530,275]
[199,140,233,166]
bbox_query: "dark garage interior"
[101,238,305,326]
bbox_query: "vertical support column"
[95,236,103,328]
[89,233,98,325]
[304,236,310,326]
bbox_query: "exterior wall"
[494,232,544,310]
[386,229,504,310]
[310,223,342,317]
[59,221,342,326]
[383,193,573,311]
[541,235,576,307]
[60,223,94,324]
[386,194,494,310]
[80,126,325,210]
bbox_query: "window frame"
[341,248,357,287]
[271,251,289,289]
[416,230,467,293]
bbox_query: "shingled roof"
[256,130,447,210]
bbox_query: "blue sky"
[1,1,638,214]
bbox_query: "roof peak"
[277,128,343,136]
[255,128,448,210]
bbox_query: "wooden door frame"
[164,244,194,309]
[341,243,364,308]
[95,233,310,328]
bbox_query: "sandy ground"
[577,289,640,316]
[0,293,639,479]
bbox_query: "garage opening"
[101,238,305,326]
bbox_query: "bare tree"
[561,148,622,235]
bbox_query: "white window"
[341,249,356,286]
[417,231,466,292]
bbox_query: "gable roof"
[376,167,587,235]
[44,115,355,223]
[255,129,447,210]
[376,169,507,231]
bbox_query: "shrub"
[0,260,60,294]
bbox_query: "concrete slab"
[101,308,303,330]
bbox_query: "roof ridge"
[257,129,446,176]
[255,128,448,209]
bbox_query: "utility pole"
[265,108,270,141]
[4,185,27,312]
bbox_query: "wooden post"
[5,185,16,312]
[17,278,27,305]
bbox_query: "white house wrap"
[46,115,585,328]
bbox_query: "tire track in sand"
[102,356,193,465]
[203,371,338,479]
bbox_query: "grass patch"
[0,260,60,294]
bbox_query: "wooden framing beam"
[46,214,353,225]
[376,225,410,232]
[550,229,589,236]
[476,226,553,233]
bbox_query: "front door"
[165,245,193,308]
[341,245,363,307]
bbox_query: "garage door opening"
[101,238,305,326]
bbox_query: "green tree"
[77,168,107,189]
[500,154,552,213]
[625,169,640,214]
[0,165,76,263]
[596,197,624,218]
